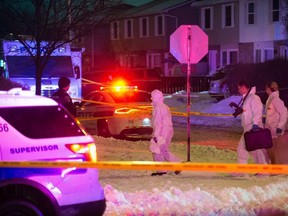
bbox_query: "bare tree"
[0,0,121,95]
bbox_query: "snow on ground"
[95,91,288,216]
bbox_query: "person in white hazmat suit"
[265,81,287,138]
[265,81,288,164]
[236,81,270,170]
[150,89,182,176]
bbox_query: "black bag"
[244,128,273,151]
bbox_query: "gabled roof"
[122,0,196,17]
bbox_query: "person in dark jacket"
[51,77,76,116]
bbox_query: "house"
[73,2,135,76]
[108,0,287,78]
[238,0,287,63]
[192,0,287,71]
[191,0,240,73]
[109,0,200,77]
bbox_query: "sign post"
[170,25,208,161]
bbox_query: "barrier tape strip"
[82,78,107,87]
[73,98,153,110]
[0,161,288,174]
[171,111,232,117]
[73,98,233,119]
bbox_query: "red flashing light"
[113,79,127,87]
[101,78,138,93]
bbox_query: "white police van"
[0,88,106,216]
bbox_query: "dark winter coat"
[51,89,76,116]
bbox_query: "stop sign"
[170,25,208,64]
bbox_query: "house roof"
[123,0,153,6]
[122,0,196,17]
[191,0,238,7]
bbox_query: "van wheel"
[97,119,111,137]
[0,199,44,216]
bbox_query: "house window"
[201,7,213,30]
[255,49,261,63]
[147,53,161,68]
[280,46,288,59]
[264,49,274,61]
[222,4,234,28]
[222,51,227,66]
[124,19,133,39]
[230,51,238,64]
[155,15,164,36]
[140,17,149,37]
[111,21,119,40]
[272,0,279,22]
[247,1,256,25]
[221,50,238,66]
[255,48,274,63]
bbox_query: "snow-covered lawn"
[95,92,288,216]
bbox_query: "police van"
[0,88,106,216]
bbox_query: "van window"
[0,106,85,138]
[6,56,74,78]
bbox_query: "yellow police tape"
[82,78,107,87]
[0,161,288,174]
[73,97,233,119]
[171,111,232,117]
[73,98,153,110]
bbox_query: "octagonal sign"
[170,25,208,64]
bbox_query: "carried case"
[244,128,273,151]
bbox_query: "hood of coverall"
[151,89,164,106]
[250,86,256,94]
[242,86,256,98]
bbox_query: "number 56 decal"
[0,123,9,132]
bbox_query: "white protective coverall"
[265,91,287,138]
[237,86,269,164]
[151,89,181,163]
